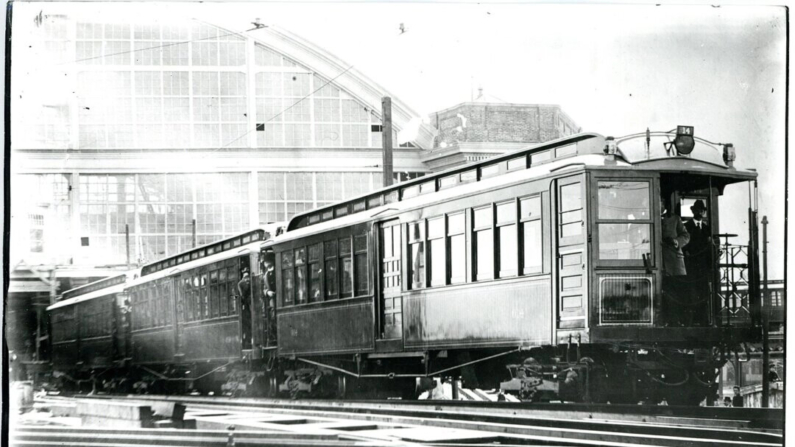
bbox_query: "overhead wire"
[217,64,355,150]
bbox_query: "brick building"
[423,99,580,171]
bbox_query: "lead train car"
[266,131,760,404]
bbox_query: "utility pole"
[192,219,197,248]
[761,215,770,408]
[381,97,393,187]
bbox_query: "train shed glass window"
[597,181,651,261]
[408,222,426,289]
[521,196,543,274]
[474,206,494,281]
[340,238,353,298]
[354,235,369,295]
[447,213,466,284]
[497,201,518,278]
[428,217,446,287]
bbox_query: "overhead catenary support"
[382,97,393,187]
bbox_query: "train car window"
[384,190,398,205]
[309,243,323,302]
[176,279,185,322]
[428,217,446,287]
[460,169,477,183]
[210,270,220,318]
[597,181,651,261]
[335,206,348,218]
[474,206,494,281]
[555,144,577,158]
[321,210,333,221]
[325,240,339,299]
[560,183,583,237]
[201,273,209,319]
[352,200,366,212]
[408,222,426,289]
[281,251,295,306]
[401,185,420,200]
[227,266,238,315]
[354,235,369,295]
[439,174,457,190]
[184,278,193,321]
[520,196,543,274]
[481,163,501,179]
[497,201,518,278]
[447,213,466,285]
[531,150,551,164]
[368,195,382,209]
[507,156,527,171]
[420,181,436,195]
[219,269,228,316]
[340,238,353,298]
[295,247,308,304]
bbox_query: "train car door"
[172,276,185,359]
[556,175,588,331]
[379,220,403,339]
[239,256,254,350]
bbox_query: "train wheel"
[335,376,347,399]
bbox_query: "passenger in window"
[261,253,277,346]
[683,200,712,326]
[661,195,689,326]
[238,265,252,346]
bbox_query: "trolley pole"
[192,219,197,248]
[761,215,770,408]
[381,97,394,187]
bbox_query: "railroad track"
[12,393,783,447]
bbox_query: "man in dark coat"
[660,196,689,325]
[683,200,712,325]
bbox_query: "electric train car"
[48,273,132,391]
[45,128,762,404]
[266,128,761,404]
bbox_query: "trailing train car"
[48,273,131,391]
[123,229,271,393]
[44,128,762,404]
[266,129,761,404]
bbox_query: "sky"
[8,1,788,278]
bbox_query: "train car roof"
[138,229,271,278]
[48,274,130,311]
[272,153,632,245]
[286,131,756,233]
[127,236,267,287]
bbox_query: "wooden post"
[381,97,393,187]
